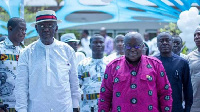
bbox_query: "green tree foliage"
[0,7,10,22]
[24,6,47,22]
[0,7,9,32]
[159,22,181,35]
[55,0,63,7]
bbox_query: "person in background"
[15,10,81,112]
[155,32,193,112]
[0,17,26,112]
[79,30,92,57]
[98,32,172,112]
[172,35,187,59]
[149,30,161,56]
[144,32,150,42]
[187,27,200,112]
[142,42,149,56]
[100,27,113,56]
[106,34,124,62]
[78,34,108,112]
[61,33,85,66]
[143,33,152,54]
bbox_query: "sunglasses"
[124,43,144,50]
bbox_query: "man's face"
[90,36,105,55]
[67,41,78,52]
[9,21,26,44]
[100,30,106,37]
[144,34,149,41]
[157,35,173,54]
[81,32,87,38]
[124,36,143,62]
[115,36,124,53]
[35,21,58,41]
[194,30,200,48]
[172,37,182,54]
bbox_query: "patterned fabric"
[0,54,19,61]
[98,55,173,112]
[0,37,24,109]
[86,93,99,100]
[8,108,16,112]
[187,49,200,112]
[78,57,108,112]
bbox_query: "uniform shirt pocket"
[113,75,128,91]
[57,61,71,84]
[140,74,156,89]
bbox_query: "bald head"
[100,27,107,37]
[124,32,143,44]
[157,32,172,40]
[114,34,124,42]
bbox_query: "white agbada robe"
[15,39,81,112]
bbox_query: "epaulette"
[145,55,162,64]
[0,41,5,48]
[0,41,4,45]
[107,56,124,67]
[80,57,92,66]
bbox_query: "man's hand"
[73,108,80,112]
[0,104,8,112]
[0,108,4,112]
[0,108,8,112]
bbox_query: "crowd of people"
[0,9,200,112]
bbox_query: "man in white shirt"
[15,10,81,112]
[79,30,92,57]
[61,33,85,66]
[100,27,114,56]
[0,17,26,112]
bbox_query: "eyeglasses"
[124,43,143,50]
[37,24,55,29]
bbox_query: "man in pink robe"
[98,32,173,112]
